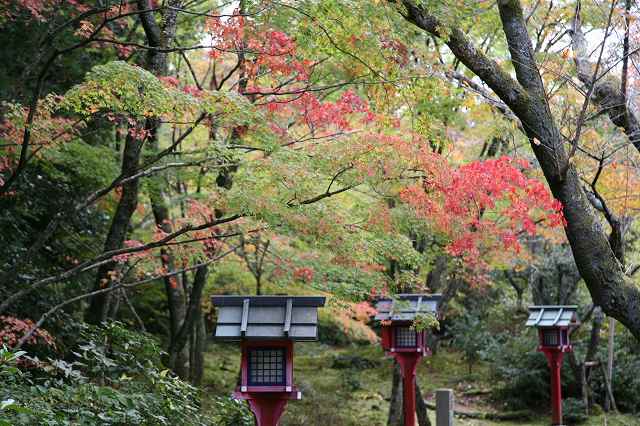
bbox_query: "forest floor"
[201,341,638,426]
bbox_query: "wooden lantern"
[212,295,325,426]
[527,305,577,352]
[526,305,579,426]
[374,294,441,426]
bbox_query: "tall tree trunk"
[388,361,431,426]
[86,131,143,324]
[152,196,190,378]
[388,361,404,426]
[86,0,182,325]
[425,255,447,292]
[133,0,193,378]
[147,128,189,377]
[190,310,206,386]
[583,307,604,409]
[167,265,209,378]
[505,271,526,312]
[586,307,604,363]
[415,380,432,426]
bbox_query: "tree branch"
[570,2,640,152]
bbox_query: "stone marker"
[436,389,454,426]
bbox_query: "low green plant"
[0,322,213,425]
[482,331,551,410]
[210,396,253,426]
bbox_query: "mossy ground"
[201,341,638,426]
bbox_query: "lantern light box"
[526,305,579,352]
[375,294,441,354]
[212,295,325,426]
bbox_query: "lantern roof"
[526,305,579,328]
[374,294,442,321]
[212,295,325,341]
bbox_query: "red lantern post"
[376,294,441,426]
[526,306,579,426]
[234,340,299,426]
[212,296,325,426]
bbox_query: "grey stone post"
[435,389,454,426]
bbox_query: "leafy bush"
[0,315,55,350]
[341,369,363,391]
[317,311,377,346]
[450,312,491,373]
[210,396,253,426]
[483,331,552,409]
[0,322,213,425]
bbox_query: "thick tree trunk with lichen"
[400,0,640,340]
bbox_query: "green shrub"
[482,331,552,409]
[210,396,253,426]
[450,312,491,373]
[0,322,213,425]
[341,369,363,391]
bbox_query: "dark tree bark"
[87,0,209,381]
[586,307,604,364]
[415,381,432,426]
[167,264,209,378]
[237,233,271,295]
[135,0,199,379]
[87,0,182,324]
[86,131,143,324]
[190,310,206,386]
[387,360,432,426]
[504,271,527,312]
[425,255,448,292]
[399,0,640,340]
[387,361,404,426]
[152,198,190,378]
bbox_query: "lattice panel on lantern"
[395,326,417,348]
[542,329,559,346]
[248,348,285,386]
